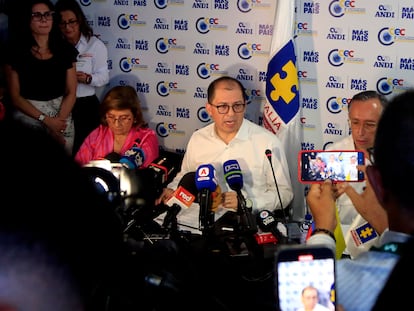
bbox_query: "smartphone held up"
[275,245,336,311]
[298,150,365,184]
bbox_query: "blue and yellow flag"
[264,0,303,218]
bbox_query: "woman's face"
[30,3,54,35]
[58,10,80,42]
[105,109,134,136]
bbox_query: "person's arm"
[5,64,45,120]
[89,40,109,87]
[334,165,388,234]
[306,180,337,250]
[58,64,77,120]
[340,183,388,234]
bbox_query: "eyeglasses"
[106,115,132,124]
[31,11,55,22]
[209,103,246,114]
[349,119,378,132]
[59,20,78,28]
[367,147,375,164]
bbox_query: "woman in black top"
[5,0,78,154]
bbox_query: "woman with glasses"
[75,85,159,168]
[4,0,78,154]
[55,0,109,155]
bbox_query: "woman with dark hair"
[75,85,159,168]
[4,0,78,154]
[55,0,109,155]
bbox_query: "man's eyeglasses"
[31,11,55,22]
[367,147,375,164]
[106,115,132,124]
[209,103,246,114]
[59,20,78,28]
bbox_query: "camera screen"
[299,150,365,183]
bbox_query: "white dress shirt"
[75,34,109,97]
[167,118,294,232]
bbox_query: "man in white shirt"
[156,76,293,234]
[326,90,388,257]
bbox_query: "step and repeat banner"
[78,0,414,219]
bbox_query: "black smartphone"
[275,244,336,311]
[298,150,365,183]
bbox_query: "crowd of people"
[0,1,413,309]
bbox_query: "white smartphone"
[275,245,336,311]
[298,150,365,184]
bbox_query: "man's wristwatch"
[38,114,46,122]
[85,74,92,84]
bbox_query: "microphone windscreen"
[195,164,217,192]
[120,146,145,169]
[105,152,121,163]
[178,172,198,201]
[223,159,243,190]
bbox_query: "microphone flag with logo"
[195,164,217,232]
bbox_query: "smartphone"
[298,150,365,183]
[275,245,336,311]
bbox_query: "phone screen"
[298,150,365,183]
[275,245,336,311]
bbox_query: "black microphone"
[265,149,287,223]
[223,159,257,234]
[256,209,288,244]
[163,172,197,231]
[195,164,217,234]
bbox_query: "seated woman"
[75,85,159,168]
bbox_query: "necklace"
[31,46,52,60]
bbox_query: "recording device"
[255,210,287,244]
[265,149,287,222]
[223,159,257,235]
[275,245,336,311]
[195,164,217,233]
[298,150,365,183]
[82,154,178,236]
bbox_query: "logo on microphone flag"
[263,0,303,218]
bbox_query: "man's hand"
[306,180,337,232]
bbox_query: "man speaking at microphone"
[155,76,293,310]
[156,76,293,234]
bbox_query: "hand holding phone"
[298,150,365,184]
[275,245,336,311]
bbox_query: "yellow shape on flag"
[334,203,346,259]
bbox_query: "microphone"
[120,141,146,169]
[163,172,197,230]
[195,164,217,233]
[148,155,177,187]
[255,209,288,244]
[223,159,257,234]
[265,149,287,223]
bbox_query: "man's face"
[348,98,383,155]
[205,81,246,140]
